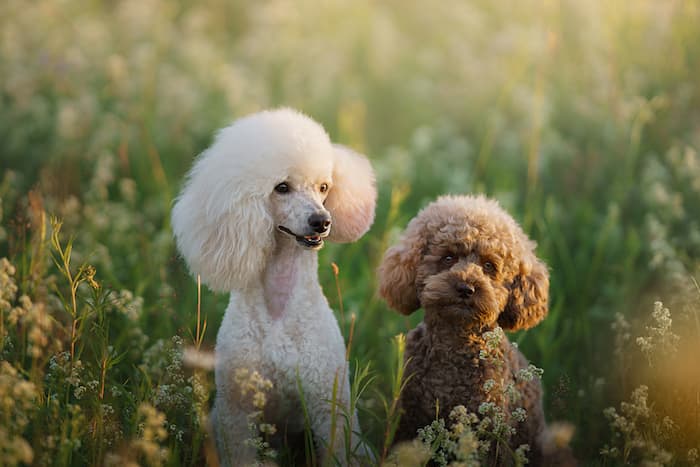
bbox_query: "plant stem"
[196,274,202,349]
[99,356,107,400]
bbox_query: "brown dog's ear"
[498,256,549,331]
[377,232,424,315]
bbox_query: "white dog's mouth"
[277,225,325,249]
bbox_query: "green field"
[1,0,700,465]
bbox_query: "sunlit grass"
[1,0,700,465]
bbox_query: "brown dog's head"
[377,195,549,331]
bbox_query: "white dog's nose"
[308,212,331,234]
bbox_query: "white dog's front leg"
[212,396,258,467]
[305,374,370,467]
[313,409,372,467]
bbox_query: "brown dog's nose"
[308,212,331,234]
[456,282,476,298]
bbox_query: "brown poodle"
[378,195,573,465]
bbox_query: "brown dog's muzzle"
[420,262,504,327]
[421,263,488,305]
[452,262,489,298]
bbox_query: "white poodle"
[171,108,377,466]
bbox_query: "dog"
[378,194,574,465]
[172,108,376,465]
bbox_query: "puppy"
[378,195,573,465]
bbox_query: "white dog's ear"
[325,145,377,243]
[171,150,274,293]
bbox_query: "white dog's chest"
[217,293,347,392]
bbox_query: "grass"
[1,0,700,465]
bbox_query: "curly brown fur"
[379,195,574,466]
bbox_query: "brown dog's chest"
[413,340,508,407]
[397,325,527,440]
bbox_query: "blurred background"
[1,0,699,465]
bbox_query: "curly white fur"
[172,108,376,466]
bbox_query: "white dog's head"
[172,108,377,292]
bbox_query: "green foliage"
[1,0,700,465]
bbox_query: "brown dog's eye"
[319,183,329,193]
[274,182,290,193]
[442,255,458,266]
[483,261,496,273]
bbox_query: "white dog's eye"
[274,182,290,193]
[319,183,329,193]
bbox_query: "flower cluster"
[11,294,61,359]
[112,289,144,322]
[635,301,680,366]
[642,144,700,290]
[612,312,632,363]
[0,361,38,465]
[605,300,700,466]
[134,403,170,466]
[386,438,432,467]
[0,257,18,312]
[409,402,531,467]
[601,386,674,466]
[478,326,506,368]
[233,368,277,462]
[234,368,274,411]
